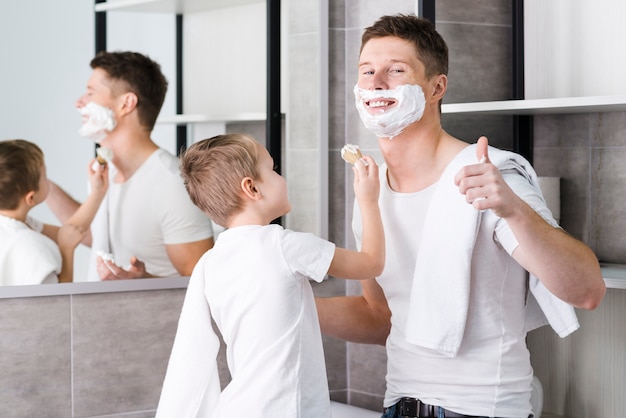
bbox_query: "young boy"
[0,139,108,285]
[156,134,384,418]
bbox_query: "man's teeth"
[369,101,388,108]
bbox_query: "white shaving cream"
[354,84,426,139]
[78,102,117,143]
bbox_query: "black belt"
[390,397,480,418]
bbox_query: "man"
[47,51,214,281]
[316,14,605,418]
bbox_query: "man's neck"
[101,128,159,183]
[379,121,466,193]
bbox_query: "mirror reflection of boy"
[0,139,108,285]
[156,134,385,418]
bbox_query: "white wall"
[525,0,626,99]
[106,10,178,154]
[0,1,95,278]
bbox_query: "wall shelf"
[156,112,267,124]
[95,0,260,14]
[601,263,626,290]
[442,95,626,115]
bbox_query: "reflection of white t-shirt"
[159,224,335,418]
[0,214,60,285]
[88,149,213,280]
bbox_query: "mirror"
[1,0,297,289]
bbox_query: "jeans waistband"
[385,397,481,418]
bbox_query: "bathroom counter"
[0,276,190,299]
[601,263,626,289]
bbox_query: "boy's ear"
[241,177,261,200]
[24,191,37,207]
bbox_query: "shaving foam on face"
[354,84,426,139]
[78,102,117,143]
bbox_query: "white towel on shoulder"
[404,144,579,357]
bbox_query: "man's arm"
[316,278,391,345]
[456,137,606,309]
[165,238,214,276]
[506,202,605,309]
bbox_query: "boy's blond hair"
[0,139,45,210]
[180,134,260,227]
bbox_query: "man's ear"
[241,177,261,200]
[119,92,138,115]
[431,74,447,101]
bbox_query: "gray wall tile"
[591,111,626,147]
[0,296,72,418]
[347,343,387,398]
[288,33,321,150]
[344,1,416,28]
[71,289,185,417]
[534,146,591,244]
[534,113,591,148]
[437,0,512,26]
[440,22,512,103]
[591,147,626,262]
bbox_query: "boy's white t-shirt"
[158,224,336,418]
[0,214,60,285]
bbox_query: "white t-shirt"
[0,214,60,285]
[352,162,555,418]
[205,224,335,417]
[88,149,213,280]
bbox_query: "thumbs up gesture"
[454,136,518,218]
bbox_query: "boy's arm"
[55,160,109,282]
[328,156,385,280]
[46,178,93,247]
[64,160,108,233]
[46,180,82,223]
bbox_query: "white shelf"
[156,112,266,124]
[95,0,262,14]
[442,95,626,115]
[601,263,626,290]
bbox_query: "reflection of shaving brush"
[96,147,113,164]
[92,147,113,171]
[341,144,363,164]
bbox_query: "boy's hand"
[87,158,109,195]
[353,155,379,205]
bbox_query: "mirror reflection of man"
[47,51,214,281]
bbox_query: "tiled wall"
[0,289,185,418]
[307,0,626,415]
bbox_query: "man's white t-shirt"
[352,162,555,418]
[88,149,213,280]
